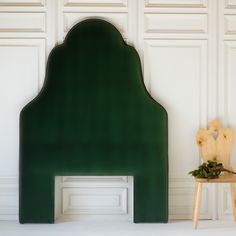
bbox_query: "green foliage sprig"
[188,160,236,179]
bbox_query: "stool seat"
[196,173,236,183]
[192,174,236,229]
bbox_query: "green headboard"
[19,19,168,223]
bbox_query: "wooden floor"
[0,220,236,236]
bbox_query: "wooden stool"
[193,174,236,229]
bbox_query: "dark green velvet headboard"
[19,19,168,223]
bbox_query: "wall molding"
[62,187,128,215]
[169,177,212,219]
[0,12,46,33]
[0,0,45,7]
[144,0,208,8]
[143,13,208,35]
[55,176,133,221]
[0,177,18,220]
[0,175,212,221]
[64,0,127,7]
[0,38,45,90]
[143,39,208,126]
[225,0,236,9]
[63,12,128,38]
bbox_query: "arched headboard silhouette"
[19,19,168,223]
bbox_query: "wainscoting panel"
[218,184,233,219]
[55,176,133,221]
[143,13,208,34]
[144,0,208,8]
[0,12,45,33]
[169,177,212,219]
[63,12,128,37]
[57,0,131,42]
[63,0,128,7]
[62,188,128,215]
[0,0,45,7]
[144,39,208,176]
[225,0,236,9]
[0,177,18,220]
[0,39,45,177]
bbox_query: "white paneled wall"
[0,0,236,221]
[55,176,133,221]
[0,1,48,220]
[141,0,210,220]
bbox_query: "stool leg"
[230,183,236,221]
[193,182,202,229]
